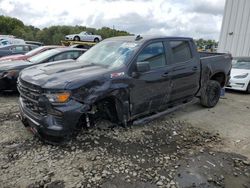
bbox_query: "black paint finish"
[18,36,232,142]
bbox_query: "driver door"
[129,41,172,118]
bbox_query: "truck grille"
[18,79,47,116]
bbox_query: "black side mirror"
[136,61,150,73]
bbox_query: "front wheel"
[200,80,221,108]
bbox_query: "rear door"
[167,40,200,103]
[129,41,172,117]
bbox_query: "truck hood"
[231,68,250,77]
[0,60,30,71]
[20,60,111,89]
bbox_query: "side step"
[132,100,195,125]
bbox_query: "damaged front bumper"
[19,97,89,142]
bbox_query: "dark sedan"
[0,44,38,58]
[0,47,86,91]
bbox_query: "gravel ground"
[0,93,249,188]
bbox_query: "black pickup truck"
[18,36,232,142]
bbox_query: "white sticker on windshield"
[110,72,125,78]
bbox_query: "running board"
[132,100,194,125]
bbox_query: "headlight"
[45,92,71,103]
[233,73,249,79]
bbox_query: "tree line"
[0,15,218,50]
[0,15,130,45]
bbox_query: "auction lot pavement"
[0,92,249,188]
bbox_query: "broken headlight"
[45,92,71,103]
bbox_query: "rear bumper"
[19,97,89,142]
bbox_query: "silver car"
[65,31,102,42]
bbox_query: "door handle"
[162,72,169,77]
[192,66,198,71]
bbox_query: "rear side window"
[136,42,166,70]
[169,41,192,63]
[23,46,30,51]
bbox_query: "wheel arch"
[87,88,130,126]
[210,72,226,87]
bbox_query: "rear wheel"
[74,36,80,41]
[94,38,100,43]
[200,80,221,108]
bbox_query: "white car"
[226,57,250,93]
[65,31,102,43]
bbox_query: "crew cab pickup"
[18,36,232,143]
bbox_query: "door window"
[169,41,192,63]
[65,51,81,59]
[13,46,24,52]
[53,51,81,61]
[53,53,67,61]
[136,42,166,70]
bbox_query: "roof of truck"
[104,35,193,43]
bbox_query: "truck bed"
[199,52,230,58]
[198,52,232,95]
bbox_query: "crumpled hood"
[231,68,250,77]
[0,60,30,72]
[20,60,111,89]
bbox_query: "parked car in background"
[226,57,250,93]
[65,31,102,42]
[18,35,232,143]
[0,37,25,46]
[0,48,86,91]
[0,45,61,62]
[25,41,44,47]
[0,44,38,58]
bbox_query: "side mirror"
[136,61,150,73]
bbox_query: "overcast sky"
[0,0,225,40]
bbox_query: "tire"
[247,83,250,94]
[94,38,100,43]
[74,36,80,41]
[200,80,221,108]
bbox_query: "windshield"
[77,40,139,69]
[28,49,60,64]
[232,60,250,70]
